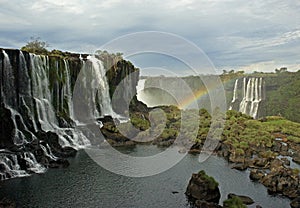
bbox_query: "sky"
[1,0,300,75]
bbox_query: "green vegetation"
[265,70,300,122]
[21,37,49,55]
[127,103,300,152]
[131,105,300,162]
[198,170,219,190]
[130,113,150,131]
[144,69,300,122]
[95,50,123,70]
[223,196,246,208]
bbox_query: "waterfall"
[136,79,146,103]
[0,50,121,180]
[0,152,29,180]
[78,56,114,119]
[229,79,238,110]
[232,77,263,119]
[63,59,74,121]
[30,54,58,132]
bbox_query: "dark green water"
[0,145,290,208]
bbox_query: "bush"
[21,37,49,55]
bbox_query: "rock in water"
[186,170,221,204]
[228,193,254,205]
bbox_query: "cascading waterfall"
[63,59,74,121]
[0,152,29,180]
[29,54,90,148]
[0,49,120,180]
[79,56,115,119]
[229,79,238,110]
[136,79,146,102]
[231,77,263,119]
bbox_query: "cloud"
[0,0,299,73]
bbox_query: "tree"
[95,50,124,70]
[275,67,288,74]
[21,37,49,54]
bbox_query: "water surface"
[0,145,291,207]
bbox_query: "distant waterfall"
[229,79,238,110]
[0,50,118,180]
[229,77,263,119]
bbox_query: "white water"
[23,152,46,173]
[63,59,74,121]
[40,144,58,161]
[0,151,46,180]
[79,56,113,119]
[0,154,29,180]
[136,79,146,102]
[0,50,132,180]
[30,54,90,148]
[238,77,263,119]
[229,79,238,110]
[0,50,106,180]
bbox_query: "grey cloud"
[0,0,300,73]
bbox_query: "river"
[0,145,291,208]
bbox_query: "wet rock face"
[186,170,221,205]
[0,104,15,148]
[106,60,139,115]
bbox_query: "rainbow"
[177,78,234,109]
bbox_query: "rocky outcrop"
[186,170,221,206]
[98,116,136,147]
[106,59,139,115]
[186,170,257,208]
[260,159,300,198]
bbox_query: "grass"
[198,170,219,190]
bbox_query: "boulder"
[292,156,300,165]
[231,163,247,171]
[260,162,300,199]
[223,196,246,208]
[228,193,254,205]
[253,158,269,167]
[48,159,70,168]
[249,169,265,181]
[186,170,221,204]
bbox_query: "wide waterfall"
[0,49,117,180]
[229,77,264,119]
